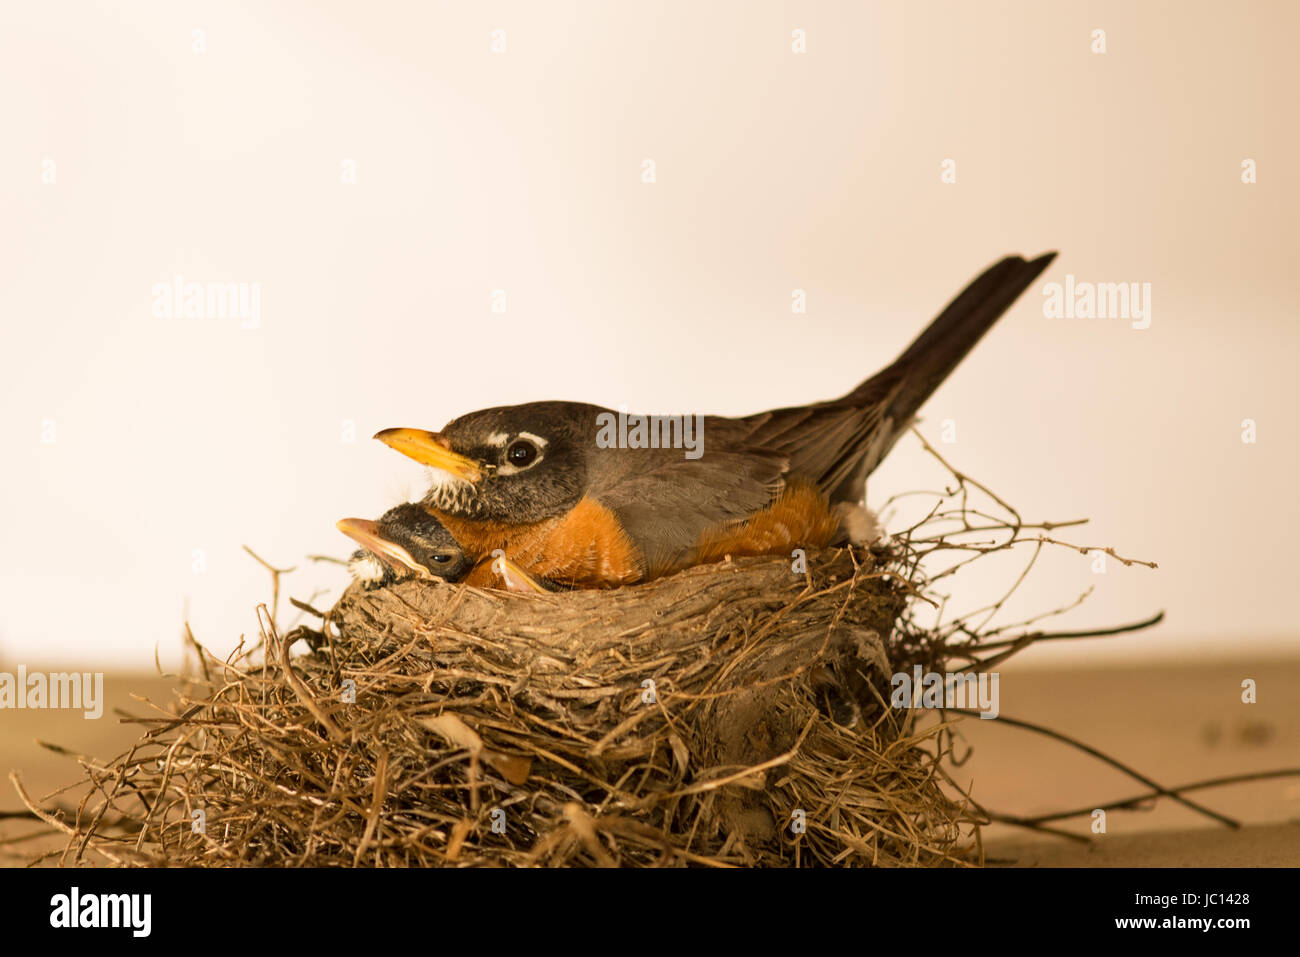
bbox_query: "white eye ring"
[498,432,548,474]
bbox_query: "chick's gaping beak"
[336,517,431,579]
[372,428,489,483]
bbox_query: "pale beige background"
[1,0,1296,669]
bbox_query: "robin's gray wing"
[736,403,889,505]
[590,421,789,574]
[738,252,1056,503]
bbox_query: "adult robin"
[337,503,546,593]
[375,252,1056,589]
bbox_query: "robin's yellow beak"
[336,517,431,578]
[372,428,489,482]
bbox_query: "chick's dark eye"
[506,439,538,467]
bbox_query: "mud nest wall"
[42,546,976,868]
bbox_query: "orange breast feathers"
[431,497,645,588]
[685,479,842,569]
[434,481,840,589]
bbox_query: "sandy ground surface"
[2,659,1296,866]
[943,658,1300,866]
[988,823,1300,867]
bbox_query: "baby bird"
[337,502,473,588]
[337,502,548,594]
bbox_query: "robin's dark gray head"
[337,502,472,586]
[374,401,602,523]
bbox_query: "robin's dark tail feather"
[822,251,1057,502]
[741,252,1057,504]
[849,251,1057,422]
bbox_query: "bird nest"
[19,437,1156,867]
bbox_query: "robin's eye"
[506,439,538,467]
[430,553,453,564]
